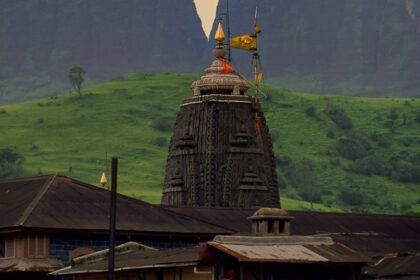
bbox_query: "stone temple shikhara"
[161,24,279,208]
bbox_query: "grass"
[0,73,419,214]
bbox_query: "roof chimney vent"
[248,208,293,236]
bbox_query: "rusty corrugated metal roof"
[209,243,329,262]
[207,235,367,264]
[51,246,201,275]
[362,252,420,278]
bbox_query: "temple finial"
[215,22,225,42]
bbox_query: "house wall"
[4,233,49,258]
[74,266,213,280]
[240,263,360,280]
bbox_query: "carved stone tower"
[161,24,279,208]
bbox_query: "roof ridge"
[0,174,54,183]
[162,207,236,233]
[15,174,57,227]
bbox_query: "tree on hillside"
[285,158,321,209]
[69,66,85,96]
[388,109,399,132]
[0,148,25,178]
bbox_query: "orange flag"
[220,59,233,74]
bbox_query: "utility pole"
[108,157,118,280]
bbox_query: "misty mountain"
[213,0,420,96]
[0,0,207,102]
[2,0,420,102]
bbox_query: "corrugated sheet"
[51,247,200,275]
[209,243,329,262]
[363,252,420,278]
[208,236,367,264]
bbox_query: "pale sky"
[194,0,219,39]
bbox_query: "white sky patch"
[194,0,219,39]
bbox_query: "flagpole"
[226,0,232,62]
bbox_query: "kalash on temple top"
[161,18,280,209]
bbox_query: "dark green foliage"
[270,130,280,143]
[69,66,85,96]
[416,111,420,123]
[0,148,25,178]
[285,159,322,204]
[339,188,365,206]
[350,155,390,176]
[324,104,353,130]
[388,109,399,131]
[276,155,291,167]
[304,106,316,117]
[390,161,420,183]
[0,109,6,115]
[153,137,167,147]
[400,203,412,212]
[369,132,389,148]
[153,118,172,132]
[336,134,371,160]
[326,128,335,139]
[29,143,39,151]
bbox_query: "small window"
[278,221,285,234]
[0,237,5,257]
[267,220,273,233]
[256,221,260,233]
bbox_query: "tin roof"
[51,246,201,275]
[164,206,420,239]
[362,252,420,278]
[0,175,230,235]
[207,235,367,264]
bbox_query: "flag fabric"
[220,59,233,74]
[256,72,263,86]
[230,34,257,51]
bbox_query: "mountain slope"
[0,73,419,214]
[3,0,420,102]
[0,0,206,102]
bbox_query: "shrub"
[350,155,391,176]
[285,159,322,204]
[153,137,167,147]
[153,118,172,132]
[369,132,389,148]
[0,148,25,178]
[416,111,420,123]
[324,104,353,130]
[326,128,335,139]
[336,134,371,160]
[339,188,365,206]
[304,106,316,117]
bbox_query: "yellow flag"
[256,73,263,86]
[230,34,257,51]
[256,73,263,83]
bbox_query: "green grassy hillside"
[0,73,419,214]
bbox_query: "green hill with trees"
[0,73,419,214]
